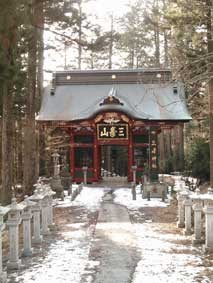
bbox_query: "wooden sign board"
[97,124,128,140]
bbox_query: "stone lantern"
[52,152,60,177]
[21,196,36,256]
[7,196,26,270]
[29,189,44,244]
[0,204,10,282]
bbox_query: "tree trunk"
[154,0,160,67]
[109,14,114,69]
[36,0,44,179]
[1,83,13,204]
[23,2,38,194]
[78,0,82,69]
[163,0,169,67]
[207,0,213,187]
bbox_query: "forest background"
[0,0,212,204]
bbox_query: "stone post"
[203,204,213,252]
[131,165,137,184]
[184,198,193,235]
[7,196,26,270]
[131,182,136,200]
[144,174,148,184]
[41,196,50,235]
[21,196,35,256]
[0,205,10,282]
[192,202,203,245]
[79,183,83,193]
[29,190,43,244]
[147,184,151,201]
[177,191,189,228]
[46,187,56,229]
[82,166,88,185]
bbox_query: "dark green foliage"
[185,138,210,181]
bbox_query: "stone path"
[82,196,139,283]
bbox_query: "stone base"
[7,259,21,270]
[0,271,7,283]
[48,223,56,231]
[32,236,43,244]
[203,244,213,253]
[184,229,192,236]
[51,178,63,199]
[142,182,167,199]
[22,249,33,257]
[192,238,204,246]
[177,222,185,228]
[42,229,50,236]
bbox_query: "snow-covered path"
[83,201,138,283]
[6,186,213,283]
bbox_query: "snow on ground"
[113,186,168,210]
[8,186,105,283]
[15,228,91,283]
[131,223,208,283]
[56,186,105,211]
[7,185,213,282]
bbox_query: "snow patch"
[113,188,168,210]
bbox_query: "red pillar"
[70,130,75,179]
[93,130,99,182]
[128,126,133,182]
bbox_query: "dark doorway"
[101,145,128,177]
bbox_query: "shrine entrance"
[100,145,128,178]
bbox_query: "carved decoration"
[100,96,123,106]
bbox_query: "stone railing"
[177,187,213,252]
[0,180,82,282]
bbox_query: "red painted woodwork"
[93,130,99,182]
[70,131,75,177]
[64,114,185,183]
[128,127,134,182]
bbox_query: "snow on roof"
[37,81,191,122]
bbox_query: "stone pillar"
[131,182,136,200]
[203,205,213,252]
[184,198,192,235]
[7,197,25,270]
[22,197,35,256]
[45,187,55,229]
[32,203,42,244]
[177,191,189,228]
[192,202,203,245]
[0,205,10,282]
[29,190,44,244]
[79,183,83,193]
[131,165,137,184]
[41,196,50,235]
[82,166,88,185]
